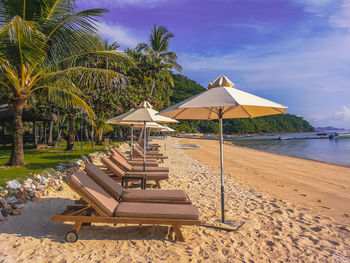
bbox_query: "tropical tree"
[0,0,131,166]
[136,25,181,96]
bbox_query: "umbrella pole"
[143,121,146,172]
[219,109,225,223]
[130,125,134,160]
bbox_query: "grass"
[0,142,115,187]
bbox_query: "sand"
[0,137,349,262]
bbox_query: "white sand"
[0,137,349,262]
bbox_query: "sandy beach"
[0,137,349,262]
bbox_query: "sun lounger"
[52,171,200,242]
[84,164,191,204]
[100,158,168,188]
[110,147,158,167]
[110,154,169,173]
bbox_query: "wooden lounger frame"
[53,180,200,242]
[96,163,164,189]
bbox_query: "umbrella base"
[200,219,245,232]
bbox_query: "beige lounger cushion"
[69,172,119,217]
[116,202,199,220]
[121,189,187,202]
[111,154,133,171]
[111,155,169,173]
[84,163,124,199]
[123,171,169,180]
[103,157,168,180]
[131,166,169,173]
[101,156,125,177]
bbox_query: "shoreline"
[178,137,350,225]
[176,135,350,168]
[230,142,350,169]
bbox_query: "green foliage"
[198,120,219,134]
[170,74,206,104]
[222,114,315,134]
[0,143,108,187]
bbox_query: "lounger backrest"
[113,147,127,160]
[110,154,133,172]
[109,148,119,157]
[84,163,124,199]
[133,145,144,156]
[69,172,119,217]
[101,157,126,177]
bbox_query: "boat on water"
[329,132,350,139]
[277,136,292,140]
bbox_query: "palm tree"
[136,25,182,72]
[136,25,181,95]
[0,0,132,166]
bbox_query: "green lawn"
[0,142,112,187]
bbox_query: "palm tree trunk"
[66,116,75,151]
[48,120,54,145]
[150,80,155,96]
[8,98,26,166]
[55,115,66,146]
[85,125,89,141]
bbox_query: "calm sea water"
[231,133,350,167]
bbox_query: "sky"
[77,0,350,128]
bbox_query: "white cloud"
[180,31,350,92]
[98,22,144,48]
[307,106,350,127]
[334,106,350,121]
[330,0,350,30]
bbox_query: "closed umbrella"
[160,125,175,150]
[159,75,287,225]
[106,101,178,173]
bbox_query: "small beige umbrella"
[106,120,165,159]
[106,101,178,173]
[159,75,287,225]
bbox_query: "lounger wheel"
[65,231,78,243]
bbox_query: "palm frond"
[31,85,95,117]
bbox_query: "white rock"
[6,197,17,204]
[41,177,49,184]
[14,203,25,210]
[6,180,22,190]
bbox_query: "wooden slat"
[52,214,201,225]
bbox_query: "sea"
[230,132,350,167]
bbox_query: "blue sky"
[77,0,350,128]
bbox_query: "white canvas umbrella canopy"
[159,75,287,224]
[106,101,178,172]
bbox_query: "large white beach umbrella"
[159,75,287,224]
[106,101,178,171]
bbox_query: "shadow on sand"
[0,197,172,243]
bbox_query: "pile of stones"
[0,152,102,221]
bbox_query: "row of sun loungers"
[52,144,201,242]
